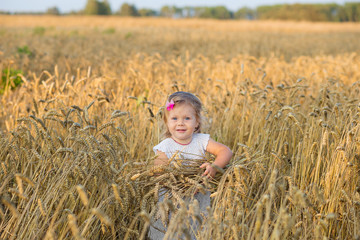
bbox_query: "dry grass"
[0,16,360,239]
[1,15,360,32]
[1,16,360,75]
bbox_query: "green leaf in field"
[136,96,144,107]
[1,68,23,94]
[103,28,116,34]
[125,32,132,39]
[17,45,34,57]
[33,26,46,35]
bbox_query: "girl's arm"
[154,150,169,166]
[200,138,233,177]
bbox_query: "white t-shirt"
[153,133,210,160]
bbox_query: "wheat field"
[1,16,360,239]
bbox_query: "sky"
[0,0,358,13]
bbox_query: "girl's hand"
[200,162,217,178]
[154,151,169,166]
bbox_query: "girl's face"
[166,103,199,145]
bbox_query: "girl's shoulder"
[191,133,210,148]
[192,133,210,142]
[158,137,173,145]
[153,138,173,152]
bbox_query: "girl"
[149,91,233,239]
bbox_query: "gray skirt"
[148,189,211,240]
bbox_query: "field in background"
[1,15,360,74]
[1,16,360,239]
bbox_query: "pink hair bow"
[166,99,175,111]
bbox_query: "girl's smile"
[166,104,199,145]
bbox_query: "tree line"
[2,0,360,22]
[79,1,360,22]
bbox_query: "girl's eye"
[185,117,191,120]
[172,117,177,120]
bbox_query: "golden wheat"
[0,16,360,240]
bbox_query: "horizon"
[1,0,359,13]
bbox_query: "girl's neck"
[171,137,193,145]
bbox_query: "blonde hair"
[163,91,202,138]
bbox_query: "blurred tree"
[337,6,349,21]
[117,3,139,16]
[160,6,182,18]
[198,6,231,19]
[160,6,171,17]
[138,8,157,17]
[84,0,111,15]
[46,6,60,15]
[182,7,196,18]
[84,0,99,15]
[256,3,345,21]
[213,6,232,19]
[343,3,360,21]
[68,10,81,15]
[234,7,255,19]
[198,7,213,18]
[98,0,112,15]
